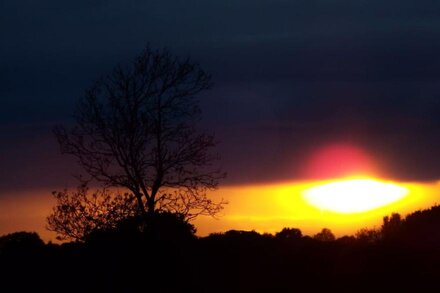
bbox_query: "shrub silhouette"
[144,212,197,243]
[84,211,196,246]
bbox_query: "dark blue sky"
[2,0,440,193]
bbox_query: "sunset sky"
[2,1,440,241]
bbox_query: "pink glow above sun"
[302,143,377,179]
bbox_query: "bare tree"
[54,46,226,222]
[47,184,137,241]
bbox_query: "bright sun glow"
[302,178,410,213]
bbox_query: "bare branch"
[46,185,138,242]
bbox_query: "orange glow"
[0,190,57,241]
[302,143,377,179]
[194,179,440,237]
[1,179,439,242]
[301,178,409,213]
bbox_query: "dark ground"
[2,206,440,292]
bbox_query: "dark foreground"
[3,206,440,292]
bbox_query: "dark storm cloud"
[1,0,440,192]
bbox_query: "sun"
[301,178,409,213]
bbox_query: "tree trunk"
[147,198,155,215]
[134,192,147,217]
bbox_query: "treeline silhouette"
[3,206,440,292]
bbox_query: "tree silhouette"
[46,184,137,241]
[313,228,335,242]
[9,206,440,291]
[275,228,302,240]
[0,231,44,254]
[381,213,402,242]
[355,228,381,244]
[54,46,226,222]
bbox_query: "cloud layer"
[2,0,440,192]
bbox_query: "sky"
[2,0,440,240]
